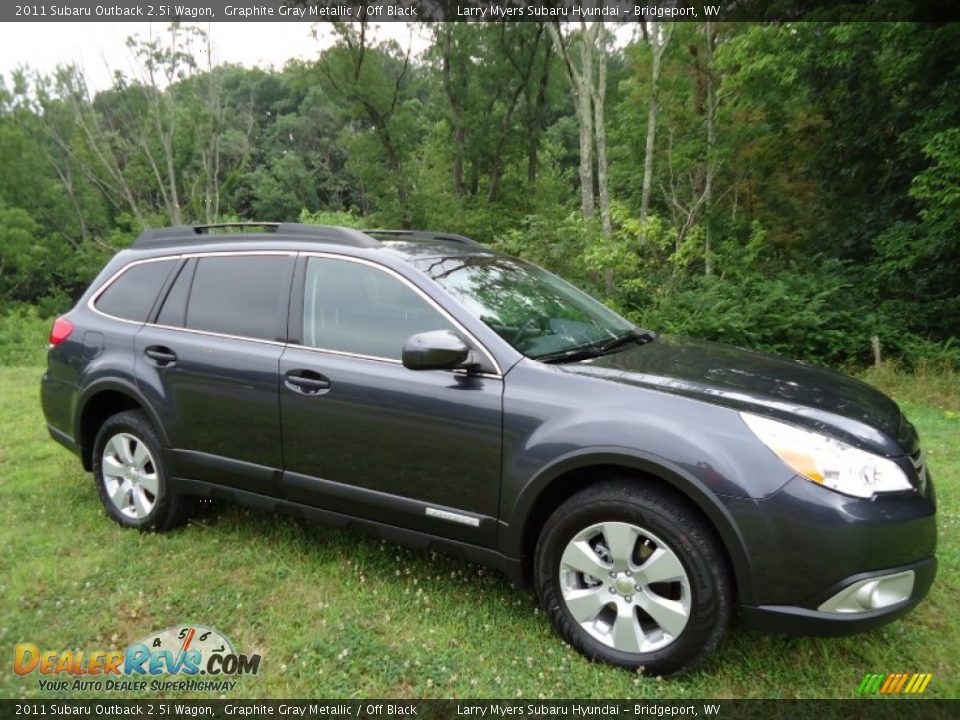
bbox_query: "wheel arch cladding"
[76,381,166,471]
[511,453,755,604]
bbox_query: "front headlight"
[740,412,912,498]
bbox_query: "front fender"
[502,396,794,508]
[500,445,758,604]
[498,361,799,605]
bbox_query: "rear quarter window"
[94,259,177,322]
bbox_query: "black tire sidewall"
[535,484,730,676]
[92,410,174,532]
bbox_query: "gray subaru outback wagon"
[41,223,937,676]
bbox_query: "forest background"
[1,20,958,370]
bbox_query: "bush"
[0,305,50,367]
[898,336,960,372]
[627,263,881,368]
[298,208,369,229]
[492,212,592,283]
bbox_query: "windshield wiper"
[538,329,657,364]
[597,329,657,353]
[538,346,607,364]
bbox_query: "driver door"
[278,255,503,546]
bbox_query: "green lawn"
[1,365,957,699]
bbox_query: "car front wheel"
[534,481,732,676]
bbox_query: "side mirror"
[402,330,472,371]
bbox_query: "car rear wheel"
[534,481,731,676]
[92,410,191,532]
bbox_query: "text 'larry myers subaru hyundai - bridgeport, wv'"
[40,223,937,676]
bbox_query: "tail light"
[49,316,74,346]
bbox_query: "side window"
[303,257,456,360]
[155,259,196,327]
[94,259,176,322]
[185,255,292,341]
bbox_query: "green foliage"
[0,206,45,300]
[493,211,590,282]
[299,208,367,229]
[0,305,50,366]
[635,264,875,367]
[910,128,960,261]
[1,21,958,371]
[247,154,318,221]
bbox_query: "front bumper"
[741,556,937,635]
[729,473,937,634]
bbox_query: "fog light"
[818,571,915,614]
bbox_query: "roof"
[130,223,493,258]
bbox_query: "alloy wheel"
[558,521,692,653]
[101,432,159,520]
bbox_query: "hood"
[559,335,916,457]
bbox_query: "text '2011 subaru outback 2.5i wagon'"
[41,223,937,676]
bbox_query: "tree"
[2,21,958,368]
[125,23,209,224]
[640,21,673,223]
[547,21,599,223]
[435,23,471,198]
[590,25,612,238]
[548,20,616,293]
[702,22,717,275]
[317,22,420,227]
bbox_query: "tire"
[92,410,192,532]
[534,480,731,677]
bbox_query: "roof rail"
[367,229,483,248]
[192,222,281,233]
[131,223,380,249]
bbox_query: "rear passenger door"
[135,252,295,496]
[278,255,503,547]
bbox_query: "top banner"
[6,0,960,23]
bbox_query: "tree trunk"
[547,22,596,220]
[152,24,183,225]
[165,133,181,223]
[641,22,673,223]
[592,26,611,239]
[590,24,614,296]
[577,28,596,219]
[490,24,543,203]
[441,28,466,198]
[64,76,146,227]
[202,34,224,224]
[527,38,552,187]
[703,21,716,276]
[453,123,465,197]
[382,131,410,228]
[488,71,527,203]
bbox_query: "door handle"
[285,370,331,394]
[145,346,177,367]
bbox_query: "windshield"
[412,255,638,360]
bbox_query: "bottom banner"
[0,699,957,720]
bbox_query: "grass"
[0,365,957,699]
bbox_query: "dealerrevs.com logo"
[14,625,261,693]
